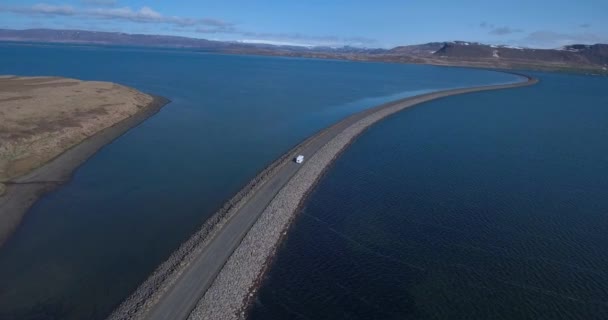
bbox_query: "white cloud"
[88,6,163,22]
[6,3,76,16]
[239,39,315,48]
[489,26,523,36]
[224,31,376,47]
[480,21,491,28]
[1,3,375,47]
[480,22,523,36]
[81,0,117,6]
[0,3,233,29]
[520,30,608,48]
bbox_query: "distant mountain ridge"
[0,28,240,50]
[0,28,377,53]
[1,28,607,74]
[431,41,608,66]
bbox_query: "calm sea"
[249,71,608,320]
[0,42,520,319]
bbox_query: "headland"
[0,76,169,246]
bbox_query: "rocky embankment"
[108,74,536,320]
[187,75,538,320]
[107,122,327,320]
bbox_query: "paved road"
[144,76,537,320]
[145,93,365,320]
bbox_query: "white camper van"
[295,155,304,164]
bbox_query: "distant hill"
[0,28,238,50]
[387,42,444,56]
[564,44,608,65]
[0,28,382,53]
[431,41,607,66]
[376,41,608,74]
[1,28,607,74]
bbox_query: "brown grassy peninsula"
[0,75,168,246]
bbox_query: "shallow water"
[0,42,521,319]
[249,72,608,319]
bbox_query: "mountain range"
[1,29,607,74]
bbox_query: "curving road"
[143,75,538,320]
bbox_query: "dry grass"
[0,76,154,181]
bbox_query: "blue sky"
[1,0,607,48]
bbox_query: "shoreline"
[0,95,170,247]
[109,73,537,320]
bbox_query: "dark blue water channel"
[0,42,521,319]
[249,72,608,320]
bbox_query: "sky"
[1,0,607,48]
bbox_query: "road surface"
[144,75,537,320]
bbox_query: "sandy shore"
[0,76,169,246]
[108,74,536,320]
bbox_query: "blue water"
[249,72,608,319]
[0,42,521,320]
